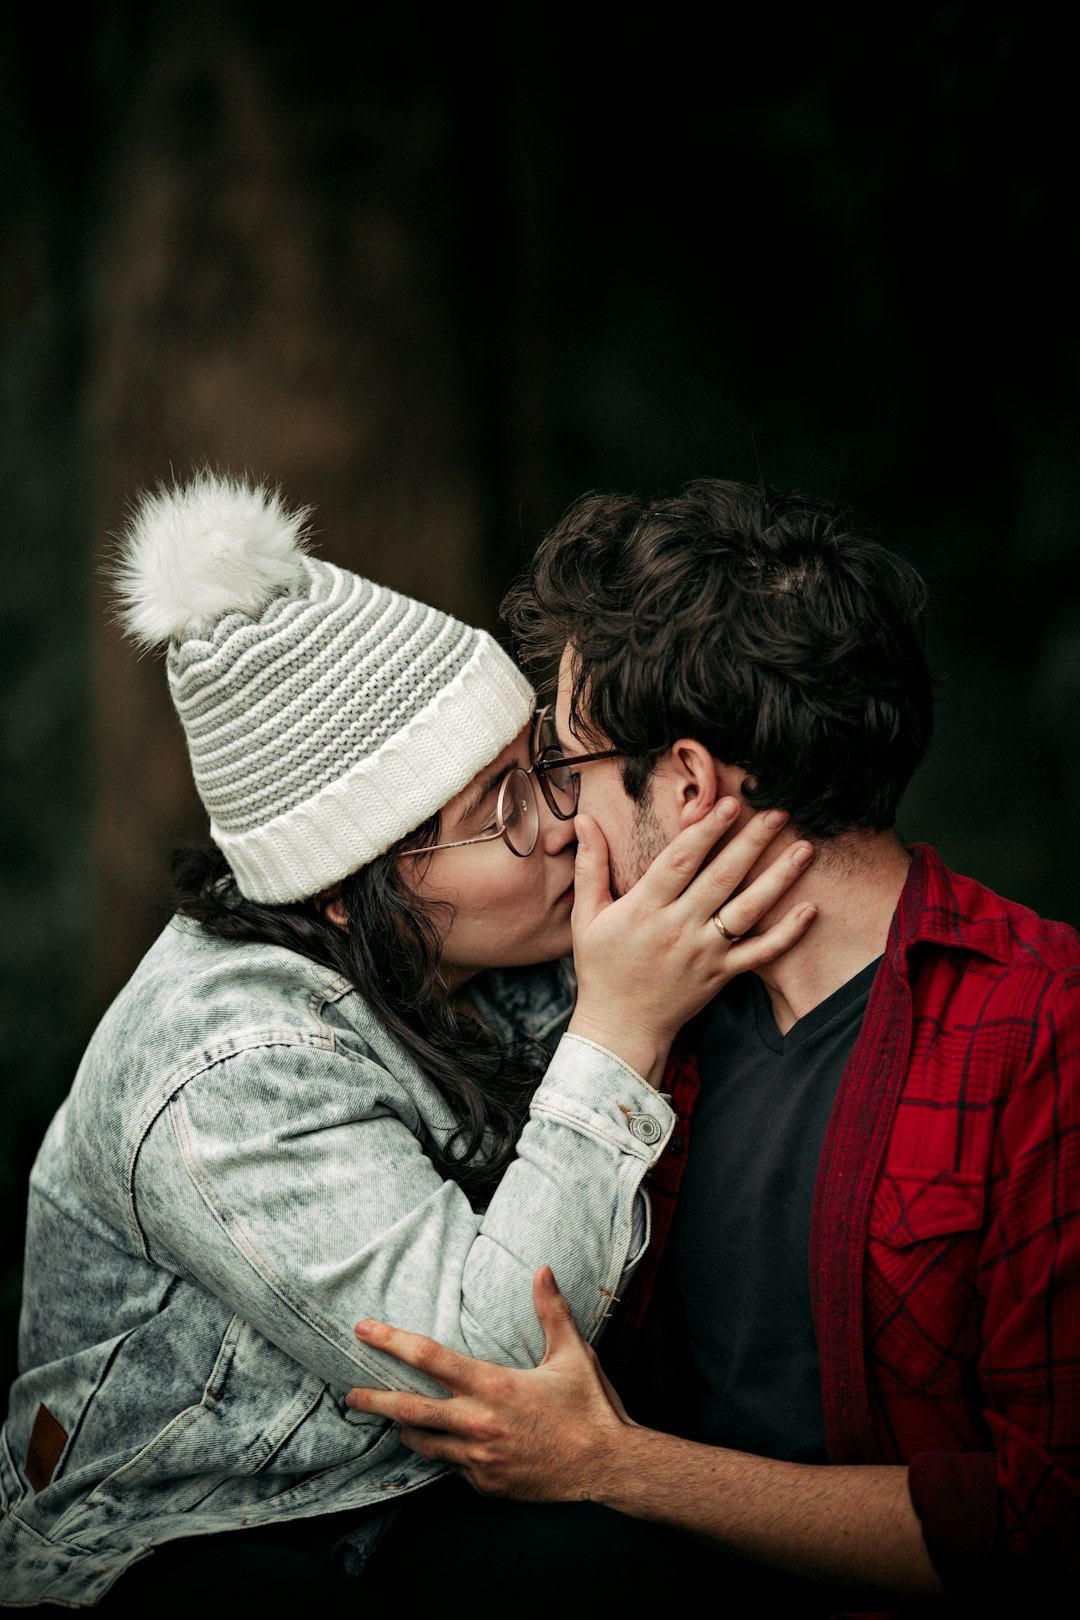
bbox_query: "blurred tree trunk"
[84,1,559,1017]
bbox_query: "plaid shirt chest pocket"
[863,1169,986,1398]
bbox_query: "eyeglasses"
[406,709,623,863]
[529,705,622,821]
[413,766,541,859]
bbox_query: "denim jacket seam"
[65,1377,330,1543]
[256,1376,329,1468]
[306,987,336,1050]
[529,1097,658,1158]
[84,1403,206,1499]
[314,973,355,1005]
[166,1096,393,1386]
[122,1031,347,1257]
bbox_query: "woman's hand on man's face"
[566,801,815,1085]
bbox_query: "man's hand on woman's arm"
[346,1266,945,1603]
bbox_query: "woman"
[0,472,814,1610]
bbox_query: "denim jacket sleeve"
[130,1026,674,1399]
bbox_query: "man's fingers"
[346,1384,459,1428]
[706,837,815,936]
[352,1318,477,1395]
[395,1425,470,1467]
[533,1265,588,1366]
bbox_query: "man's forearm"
[593,1426,945,1600]
[346,1271,948,1602]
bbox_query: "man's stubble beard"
[609,787,668,898]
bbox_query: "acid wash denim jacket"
[0,917,675,1608]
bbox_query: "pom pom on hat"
[115,470,312,648]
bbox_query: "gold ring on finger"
[711,910,743,942]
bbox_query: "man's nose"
[539,797,577,856]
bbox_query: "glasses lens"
[499,768,539,856]
[534,707,569,762]
[530,708,550,766]
[533,711,578,818]
[540,754,579,818]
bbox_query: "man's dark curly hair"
[501,479,935,838]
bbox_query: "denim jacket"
[0,918,674,1607]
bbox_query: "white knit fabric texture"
[163,555,532,902]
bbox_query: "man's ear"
[660,740,746,829]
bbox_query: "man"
[346,480,1079,1612]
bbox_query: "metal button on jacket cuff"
[627,1112,664,1145]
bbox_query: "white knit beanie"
[114,471,534,903]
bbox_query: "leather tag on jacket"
[26,1402,67,1492]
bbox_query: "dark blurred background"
[2,1,1078,1392]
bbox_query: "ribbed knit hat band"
[115,472,534,902]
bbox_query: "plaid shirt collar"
[891,842,1014,966]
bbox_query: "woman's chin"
[546,917,575,961]
[524,916,574,965]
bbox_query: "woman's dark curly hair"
[172,817,548,1207]
[502,479,936,838]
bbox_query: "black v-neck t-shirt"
[665,958,881,1463]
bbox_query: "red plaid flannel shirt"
[603,844,1080,1597]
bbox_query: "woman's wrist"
[565,1010,671,1088]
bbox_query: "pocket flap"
[868,1169,985,1247]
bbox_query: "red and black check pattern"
[602,844,1080,1589]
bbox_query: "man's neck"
[753,828,911,1035]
